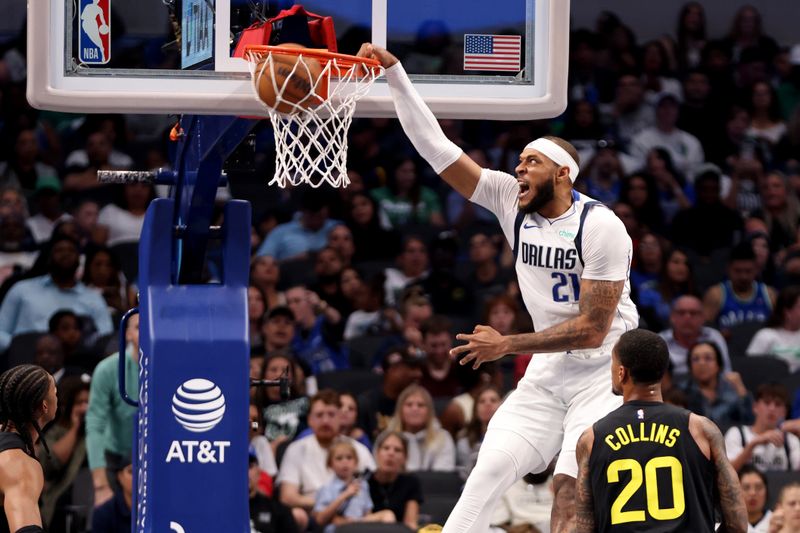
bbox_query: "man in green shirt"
[86,313,139,507]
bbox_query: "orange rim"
[243,45,382,76]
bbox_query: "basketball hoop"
[244,45,383,189]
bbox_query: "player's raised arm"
[574,428,596,533]
[358,44,482,199]
[692,414,748,533]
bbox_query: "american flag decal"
[464,34,522,72]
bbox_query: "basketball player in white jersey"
[358,44,639,533]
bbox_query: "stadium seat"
[419,494,458,525]
[414,470,463,497]
[316,369,382,396]
[344,335,390,369]
[1,331,44,372]
[110,241,140,284]
[334,523,414,533]
[731,356,790,393]
[766,471,798,510]
[726,321,766,359]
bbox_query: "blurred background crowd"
[1,2,800,532]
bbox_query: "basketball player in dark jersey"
[0,365,58,533]
[575,329,747,533]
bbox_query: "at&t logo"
[167,378,230,464]
[171,378,226,432]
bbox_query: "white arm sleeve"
[723,427,743,462]
[384,63,463,174]
[580,208,632,281]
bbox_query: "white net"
[245,47,384,189]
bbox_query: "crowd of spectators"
[2,2,800,532]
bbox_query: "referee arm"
[575,427,596,533]
[691,415,748,533]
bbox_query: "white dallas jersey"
[471,169,638,342]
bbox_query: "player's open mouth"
[518,181,531,201]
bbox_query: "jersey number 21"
[551,272,580,302]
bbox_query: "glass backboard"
[27,0,568,119]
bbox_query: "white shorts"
[487,343,622,478]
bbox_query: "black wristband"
[16,527,45,533]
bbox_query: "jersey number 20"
[607,456,685,525]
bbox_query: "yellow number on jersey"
[607,456,685,525]
[645,456,685,520]
[608,459,645,524]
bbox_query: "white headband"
[524,138,579,183]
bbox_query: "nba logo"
[637,409,644,420]
[79,0,111,64]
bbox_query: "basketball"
[98,24,109,35]
[255,44,323,114]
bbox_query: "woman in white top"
[455,385,502,479]
[97,182,154,246]
[746,81,787,145]
[739,465,772,533]
[747,286,800,371]
[385,384,455,472]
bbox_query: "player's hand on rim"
[451,324,510,369]
[356,43,399,68]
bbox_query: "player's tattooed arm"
[453,278,623,367]
[575,428,596,533]
[507,278,624,353]
[700,416,748,533]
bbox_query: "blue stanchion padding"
[133,197,252,533]
[123,114,256,533]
